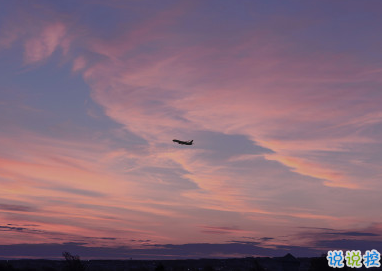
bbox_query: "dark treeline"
[1,252,381,271]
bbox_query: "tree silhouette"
[202,265,215,271]
[62,251,86,271]
[154,262,166,271]
[0,262,17,271]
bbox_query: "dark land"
[1,253,382,271]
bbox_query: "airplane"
[173,139,194,145]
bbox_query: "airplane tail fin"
[190,140,193,144]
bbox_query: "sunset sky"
[1,0,382,259]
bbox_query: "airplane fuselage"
[173,139,193,145]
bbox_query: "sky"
[1,0,382,260]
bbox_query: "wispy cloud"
[24,22,69,64]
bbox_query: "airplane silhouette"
[173,139,193,145]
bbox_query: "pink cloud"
[79,24,382,193]
[56,15,382,243]
[199,225,246,235]
[0,130,193,244]
[24,22,69,64]
[72,56,87,72]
